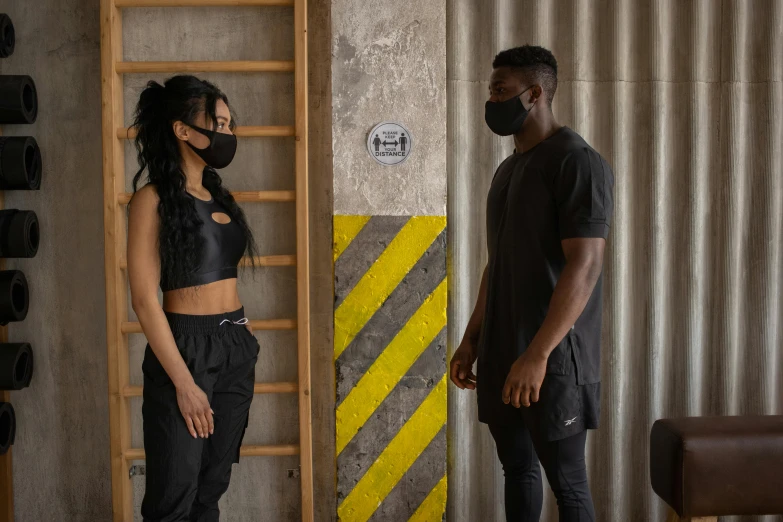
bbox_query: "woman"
[127,75,259,521]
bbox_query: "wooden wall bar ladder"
[99,0,312,520]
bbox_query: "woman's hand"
[176,380,214,438]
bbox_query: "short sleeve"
[554,148,614,240]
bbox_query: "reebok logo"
[564,417,577,426]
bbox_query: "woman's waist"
[160,266,239,292]
[162,278,242,317]
[162,306,246,335]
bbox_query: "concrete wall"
[332,0,446,217]
[0,2,111,520]
[331,1,448,520]
[1,1,333,520]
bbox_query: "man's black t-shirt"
[476,126,614,431]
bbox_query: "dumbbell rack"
[99,1,312,521]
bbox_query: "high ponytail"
[131,75,257,291]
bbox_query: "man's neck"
[513,112,562,154]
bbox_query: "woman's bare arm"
[127,185,213,438]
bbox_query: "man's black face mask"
[484,85,534,136]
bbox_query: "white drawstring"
[220,317,249,326]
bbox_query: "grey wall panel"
[447,1,783,521]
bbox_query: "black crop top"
[160,195,247,292]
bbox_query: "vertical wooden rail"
[294,0,313,519]
[99,1,132,520]
[0,126,13,522]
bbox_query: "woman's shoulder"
[131,183,160,202]
[129,183,160,214]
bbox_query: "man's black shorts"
[479,343,601,442]
[521,350,601,441]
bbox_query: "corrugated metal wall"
[446,1,783,521]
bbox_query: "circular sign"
[366,122,413,166]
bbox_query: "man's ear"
[528,84,543,105]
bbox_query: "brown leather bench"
[650,415,783,521]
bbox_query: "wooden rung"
[239,254,296,267]
[121,319,296,334]
[230,191,296,202]
[122,381,298,397]
[115,60,294,74]
[125,444,299,461]
[116,0,293,6]
[118,125,296,139]
[120,254,294,270]
[118,190,295,205]
[254,381,298,394]
[241,444,299,457]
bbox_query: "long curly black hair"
[131,75,257,290]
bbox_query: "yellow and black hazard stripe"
[334,215,447,522]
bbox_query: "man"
[450,45,614,521]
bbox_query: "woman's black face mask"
[186,123,237,169]
[484,85,534,136]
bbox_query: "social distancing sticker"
[367,122,413,166]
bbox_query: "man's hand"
[450,338,478,390]
[502,348,548,407]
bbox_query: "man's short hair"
[492,45,558,105]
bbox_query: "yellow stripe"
[334,216,446,360]
[336,279,447,454]
[338,375,447,522]
[333,215,371,262]
[408,474,447,522]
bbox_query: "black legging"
[488,422,596,522]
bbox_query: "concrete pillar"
[331,1,448,520]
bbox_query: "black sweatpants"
[488,421,595,522]
[141,308,259,522]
